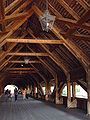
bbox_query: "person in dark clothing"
[14,88,18,101]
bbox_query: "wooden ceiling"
[0,0,90,88]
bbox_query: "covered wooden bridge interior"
[0,0,90,118]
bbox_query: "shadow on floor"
[35,98,90,120]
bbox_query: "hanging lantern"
[24,57,29,64]
[39,1,55,32]
[24,44,29,64]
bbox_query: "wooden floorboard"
[0,95,89,120]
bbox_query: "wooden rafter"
[0,43,17,63]
[2,71,36,74]
[57,0,80,20]
[57,17,90,30]
[0,0,5,31]
[7,68,34,71]
[6,38,64,44]
[5,0,22,14]
[27,45,56,77]
[76,0,89,10]
[65,9,90,37]
[7,52,49,57]
[27,28,69,75]
[61,32,90,41]
[27,75,44,95]
[30,64,47,83]
[33,5,90,69]
[0,32,28,71]
[8,60,40,64]
[0,12,28,24]
[48,2,90,32]
[0,46,23,71]
[0,8,34,48]
[0,0,5,19]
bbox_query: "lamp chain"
[46,0,48,10]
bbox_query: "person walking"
[22,88,26,99]
[14,88,18,101]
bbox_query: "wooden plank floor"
[0,95,89,120]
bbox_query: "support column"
[72,82,76,99]
[37,84,39,98]
[72,82,77,107]
[59,82,63,104]
[0,86,2,96]
[0,0,5,31]
[55,75,60,104]
[0,81,4,96]
[67,74,77,108]
[31,86,34,96]
[45,82,51,101]
[34,83,37,98]
[67,74,71,107]
[87,68,90,115]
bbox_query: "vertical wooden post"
[67,74,77,108]
[0,0,5,31]
[87,69,90,115]
[0,86,1,96]
[45,82,50,101]
[55,74,60,104]
[31,85,33,96]
[67,74,71,107]
[34,83,36,98]
[59,82,63,104]
[37,84,39,98]
[72,82,76,100]
[0,80,4,96]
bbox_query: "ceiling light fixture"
[24,44,29,64]
[39,0,55,32]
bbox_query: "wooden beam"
[65,9,90,37]
[0,33,28,71]
[0,8,34,47]
[76,0,89,10]
[0,46,23,71]
[57,17,90,30]
[49,2,90,30]
[61,32,90,41]
[40,58,56,77]
[0,0,5,31]
[7,52,49,56]
[5,0,22,14]
[27,28,69,75]
[33,5,90,68]
[7,0,32,15]
[57,0,80,20]
[7,68,34,71]
[82,0,90,7]
[6,38,64,44]
[0,0,4,19]
[41,44,69,75]
[1,71,36,74]
[27,45,56,77]
[70,34,90,41]
[8,60,41,64]
[30,64,47,83]
[0,30,9,35]
[0,43,17,63]
[0,12,28,24]
[5,0,32,16]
